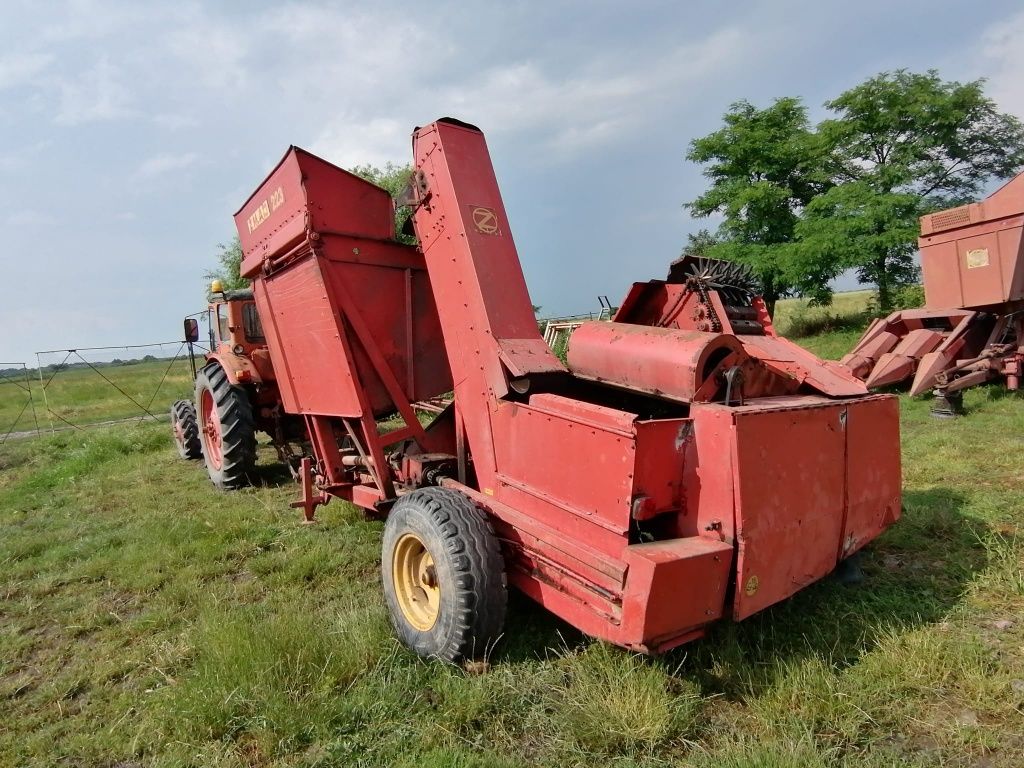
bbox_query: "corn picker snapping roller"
[842,173,1024,415]
[229,118,901,660]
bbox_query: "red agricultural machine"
[233,118,901,660]
[842,174,1024,415]
[171,285,307,488]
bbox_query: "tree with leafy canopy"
[680,229,718,259]
[684,97,830,314]
[204,238,247,295]
[204,163,416,292]
[797,70,1024,311]
[349,162,416,245]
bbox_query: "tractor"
[171,282,307,488]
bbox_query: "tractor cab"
[206,280,266,357]
[194,279,276,386]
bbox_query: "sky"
[1,0,1022,364]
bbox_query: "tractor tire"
[194,362,257,490]
[382,487,507,662]
[170,399,202,460]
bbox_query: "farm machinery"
[232,118,902,660]
[842,173,1024,414]
[171,285,307,488]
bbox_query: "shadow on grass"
[677,486,987,696]
[495,487,988,678]
[248,461,298,488]
[495,591,588,663]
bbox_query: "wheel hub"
[392,533,440,631]
[199,389,223,470]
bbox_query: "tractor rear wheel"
[382,487,507,662]
[194,362,257,490]
[170,399,202,460]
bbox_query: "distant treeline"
[0,354,181,378]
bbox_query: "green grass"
[771,290,876,362]
[1,329,1023,766]
[0,358,195,436]
[773,290,875,341]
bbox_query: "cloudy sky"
[1,0,1022,363]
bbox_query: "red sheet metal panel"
[490,395,636,536]
[620,536,733,648]
[919,172,1024,309]
[741,335,867,396]
[632,418,688,516]
[679,406,738,542]
[842,396,902,558]
[317,253,452,414]
[730,400,847,620]
[253,259,363,417]
[235,147,393,278]
[236,146,452,421]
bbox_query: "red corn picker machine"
[842,173,1024,415]
[171,285,308,488]
[233,118,901,661]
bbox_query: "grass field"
[2,310,1023,767]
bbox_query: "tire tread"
[384,487,507,661]
[171,399,202,460]
[195,362,256,489]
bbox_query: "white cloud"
[307,25,753,170]
[136,152,199,178]
[3,209,55,228]
[54,57,135,124]
[152,112,199,130]
[0,140,50,172]
[431,26,750,159]
[978,10,1024,119]
[163,11,249,91]
[0,51,52,90]
[311,117,407,170]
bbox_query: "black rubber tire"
[194,362,257,490]
[170,399,202,460]
[382,487,507,662]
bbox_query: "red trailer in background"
[233,118,901,661]
[842,174,1024,414]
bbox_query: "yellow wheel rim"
[392,533,440,631]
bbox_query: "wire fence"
[0,363,41,444]
[0,341,210,439]
[2,303,604,444]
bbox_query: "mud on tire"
[382,487,507,662]
[170,399,202,460]
[194,362,257,490]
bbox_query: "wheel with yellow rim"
[382,487,507,661]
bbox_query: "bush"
[866,284,925,317]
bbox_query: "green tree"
[680,228,718,258]
[350,162,416,245]
[685,97,830,313]
[799,70,1024,311]
[204,237,247,295]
